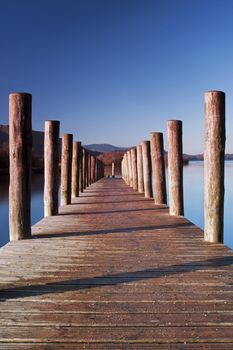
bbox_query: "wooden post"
[136,145,144,193]
[61,134,73,205]
[79,145,83,192]
[88,152,91,186]
[44,120,60,217]
[112,162,115,178]
[131,148,138,190]
[85,151,89,187]
[141,141,153,198]
[82,148,86,189]
[204,91,225,243]
[95,157,98,181]
[91,156,95,184]
[126,153,129,185]
[72,141,81,198]
[150,132,167,205]
[9,93,32,241]
[127,151,133,187]
[167,120,184,216]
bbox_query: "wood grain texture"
[9,93,32,240]
[204,91,225,243]
[0,178,233,349]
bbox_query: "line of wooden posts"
[121,91,225,244]
[9,92,104,241]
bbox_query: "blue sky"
[0,0,233,153]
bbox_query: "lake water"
[0,162,232,249]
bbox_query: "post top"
[167,119,182,124]
[141,140,150,144]
[62,133,73,137]
[10,92,32,97]
[150,131,163,135]
[205,90,225,95]
[45,119,60,124]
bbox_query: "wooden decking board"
[0,178,233,348]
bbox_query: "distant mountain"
[84,144,130,153]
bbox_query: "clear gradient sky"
[0,0,233,153]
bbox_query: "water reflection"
[0,162,232,249]
[0,174,44,247]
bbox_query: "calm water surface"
[0,162,232,248]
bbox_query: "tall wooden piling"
[141,141,152,198]
[72,141,81,198]
[88,153,92,186]
[112,162,115,178]
[82,148,86,189]
[204,91,225,243]
[91,156,96,184]
[85,151,89,187]
[131,148,138,190]
[150,132,167,205]
[127,151,133,187]
[9,93,32,240]
[125,154,129,184]
[44,120,60,216]
[61,134,73,205]
[167,120,184,216]
[136,145,144,193]
[79,145,83,192]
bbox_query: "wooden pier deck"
[0,178,233,349]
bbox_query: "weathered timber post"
[167,120,184,216]
[44,120,60,216]
[131,148,138,190]
[141,141,153,198]
[136,145,144,193]
[85,151,89,187]
[9,93,32,240]
[88,153,92,186]
[91,156,95,184]
[82,148,86,189]
[150,132,167,205]
[124,153,129,184]
[204,91,225,243]
[72,141,81,198]
[112,162,115,178]
[127,151,133,187]
[94,157,98,181]
[61,134,73,205]
[79,145,83,192]
[123,154,128,183]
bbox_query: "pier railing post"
[136,145,144,193]
[72,141,81,198]
[131,148,138,190]
[141,141,153,198]
[204,91,225,243]
[150,132,167,205]
[82,148,86,189]
[9,93,32,240]
[167,120,184,216]
[127,151,133,187]
[91,156,95,184]
[44,120,60,216]
[88,153,91,186]
[124,154,129,184]
[112,162,115,178]
[61,134,73,205]
[79,145,83,192]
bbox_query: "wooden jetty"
[0,90,232,348]
[1,178,233,349]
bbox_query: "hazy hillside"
[85,143,130,153]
